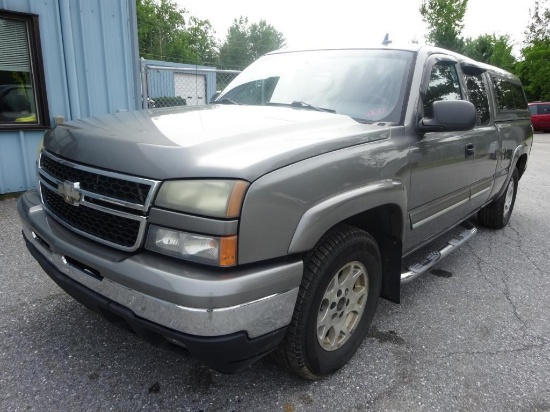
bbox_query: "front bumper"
[18,190,303,372]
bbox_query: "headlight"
[154,180,249,218]
[145,225,237,267]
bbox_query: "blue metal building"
[0,0,141,194]
[144,59,217,105]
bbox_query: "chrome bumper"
[19,191,302,338]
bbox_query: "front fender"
[237,130,410,265]
[288,180,407,254]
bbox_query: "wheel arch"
[288,180,406,303]
[516,153,528,180]
[342,205,403,303]
[495,145,528,200]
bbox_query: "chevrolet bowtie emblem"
[58,181,82,206]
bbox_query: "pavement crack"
[505,223,523,246]
[465,243,484,276]
[504,223,544,274]
[466,235,531,338]
[500,273,526,330]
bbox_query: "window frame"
[463,72,492,126]
[0,9,50,130]
[420,55,464,119]
[491,76,530,119]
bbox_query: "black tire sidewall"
[478,168,519,230]
[302,237,382,376]
[502,169,518,225]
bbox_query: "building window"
[0,10,49,129]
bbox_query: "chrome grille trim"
[39,168,148,213]
[39,184,147,252]
[38,150,161,212]
[37,150,160,252]
[39,178,147,221]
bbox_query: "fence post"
[140,57,149,109]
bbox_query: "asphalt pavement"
[1,137,549,411]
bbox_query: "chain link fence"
[140,59,241,109]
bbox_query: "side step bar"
[401,223,477,284]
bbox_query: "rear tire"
[478,169,518,229]
[274,225,382,380]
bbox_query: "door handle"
[465,143,475,158]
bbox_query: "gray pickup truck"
[18,45,532,379]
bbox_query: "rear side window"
[464,74,490,126]
[493,78,528,112]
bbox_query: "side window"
[493,78,528,112]
[0,12,49,129]
[424,62,462,117]
[541,104,550,114]
[464,74,490,126]
[511,83,528,111]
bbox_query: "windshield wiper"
[216,98,241,105]
[290,101,336,113]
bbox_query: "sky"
[175,0,534,55]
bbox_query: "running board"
[401,223,477,284]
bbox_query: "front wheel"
[274,225,382,380]
[478,168,518,229]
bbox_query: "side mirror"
[418,100,477,134]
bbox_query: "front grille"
[37,151,159,251]
[41,184,141,248]
[40,153,151,205]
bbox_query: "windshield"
[218,49,414,123]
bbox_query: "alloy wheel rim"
[316,261,368,351]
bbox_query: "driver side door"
[405,55,476,252]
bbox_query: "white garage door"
[174,73,206,106]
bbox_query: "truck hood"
[45,105,391,181]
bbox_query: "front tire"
[274,225,382,380]
[478,168,518,229]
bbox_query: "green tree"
[515,0,550,101]
[219,17,286,69]
[419,0,468,52]
[516,40,550,101]
[248,20,286,61]
[137,0,185,60]
[136,0,218,64]
[218,17,250,69]
[524,0,550,43]
[187,17,218,64]
[462,34,516,72]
